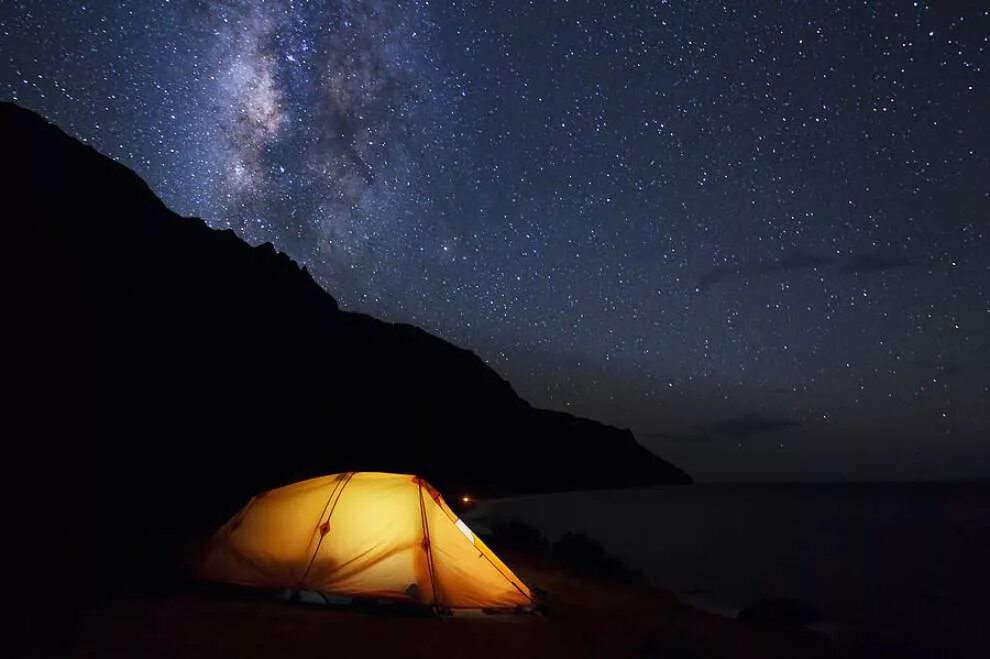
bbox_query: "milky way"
[192,0,444,286]
[2,1,988,479]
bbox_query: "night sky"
[3,1,987,480]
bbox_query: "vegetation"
[488,519,643,585]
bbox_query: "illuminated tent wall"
[200,472,533,610]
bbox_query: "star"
[1,0,987,480]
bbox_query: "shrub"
[551,532,643,584]
[488,518,550,555]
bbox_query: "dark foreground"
[57,555,838,659]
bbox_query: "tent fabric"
[200,472,532,609]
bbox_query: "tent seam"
[299,471,353,588]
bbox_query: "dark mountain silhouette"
[11,100,688,633]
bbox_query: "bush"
[551,532,643,584]
[486,519,643,585]
[488,518,550,555]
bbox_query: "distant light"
[461,495,472,504]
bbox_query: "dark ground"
[46,552,841,659]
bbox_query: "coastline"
[463,482,990,659]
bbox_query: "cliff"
[10,101,688,593]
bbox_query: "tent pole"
[417,480,441,609]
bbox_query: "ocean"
[466,482,990,656]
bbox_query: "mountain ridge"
[11,100,689,492]
[12,100,688,593]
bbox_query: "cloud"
[696,251,916,290]
[644,431,714,444]
[840,254,915,274]
[645,414,801,443]
[697,251,832,290]
[697,266,743,290]
[938,361,963,376]
[708,414,799,438]
[754,251,834,274]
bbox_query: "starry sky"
[3,1,988,481]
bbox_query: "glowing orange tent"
[200,472,533,610]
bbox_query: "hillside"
[11,101,688,614]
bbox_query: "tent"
[200,472,533,610]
